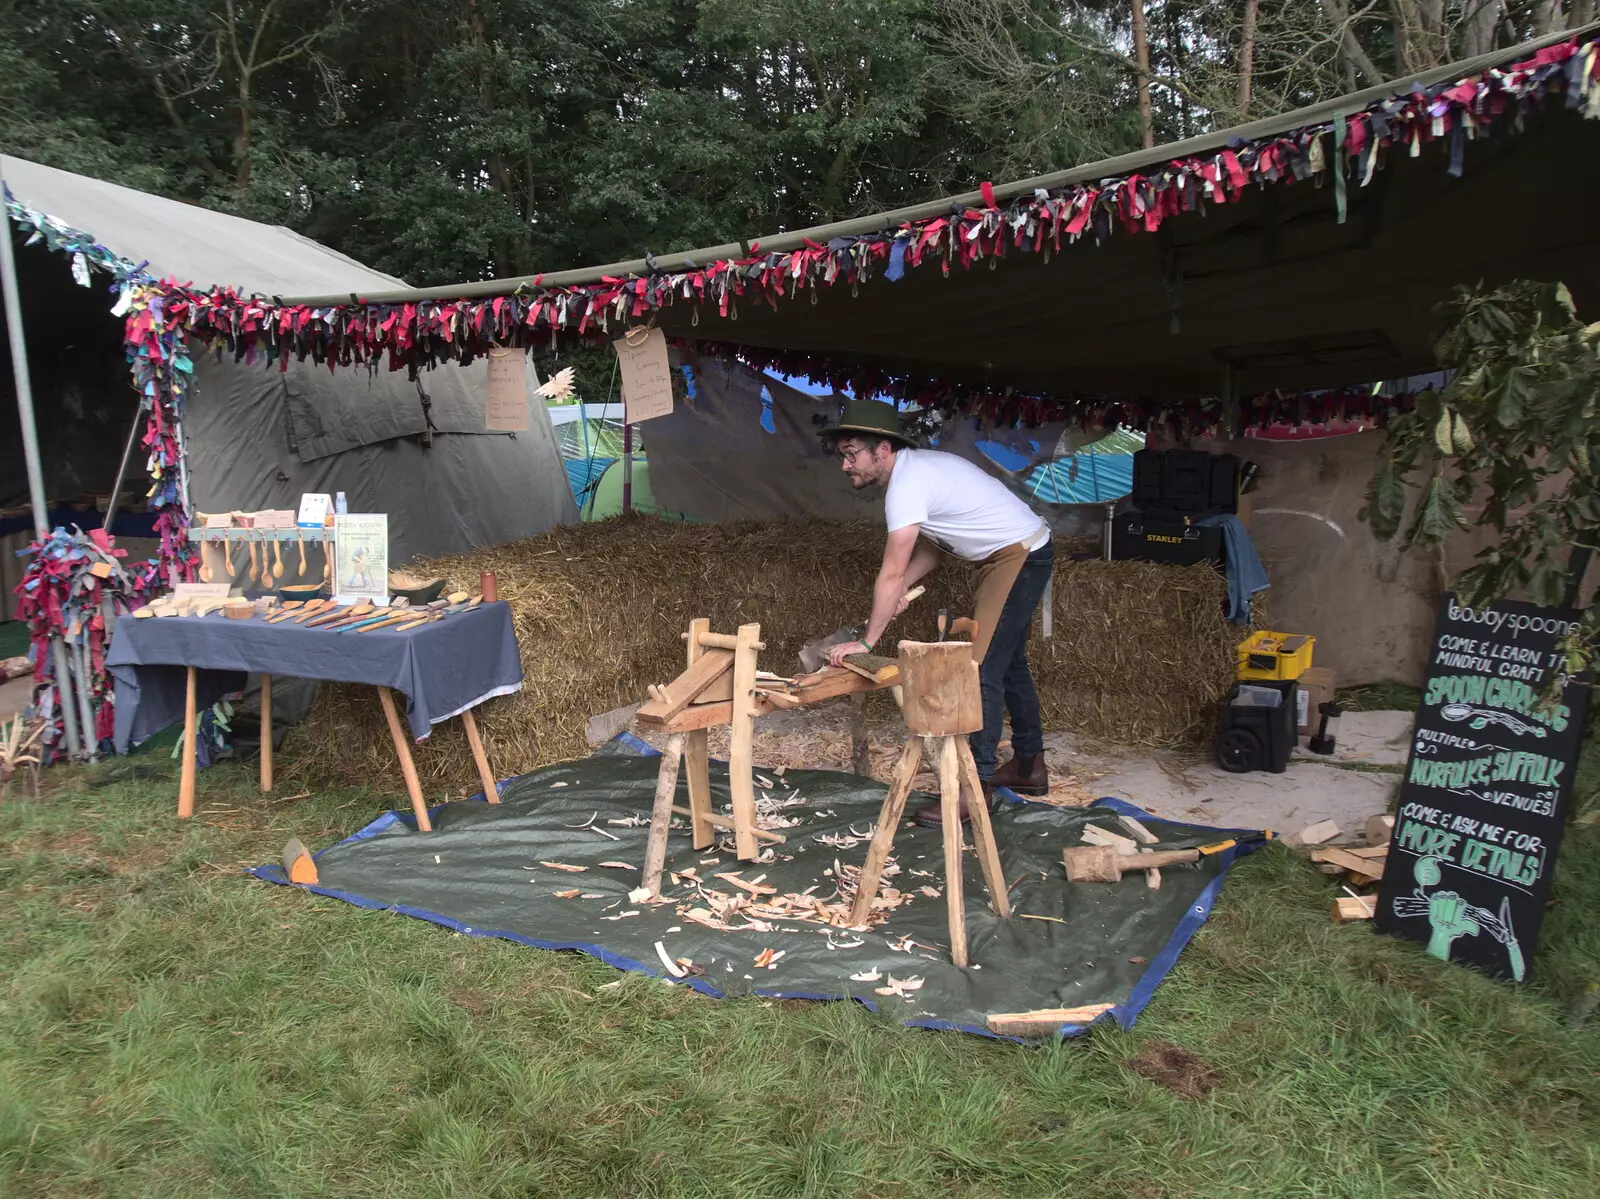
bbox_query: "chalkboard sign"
[1376,595,1590,981]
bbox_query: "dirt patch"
[1125,1040,1222,1100]
[42,832,98,854]
[450,988,492,1018]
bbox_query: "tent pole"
[622,420,633,516]
[102,400,147,537]
[1,179,49,538]
[1,182,84,760]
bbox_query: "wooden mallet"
[1063,846,1199,883]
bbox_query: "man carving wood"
[817,400,1054,824]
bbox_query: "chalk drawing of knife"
[1439,703,1546,738]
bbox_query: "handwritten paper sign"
[484,347,529,431]
[332,514,390,606]
[1375,595,1591,981]
[614,327,673,423]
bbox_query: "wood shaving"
[850,969,883,982]
[539,861,587,873]
[553,888,581,899]
[873,975,926,999]
[654,941,686,978]
[598,861,636,870]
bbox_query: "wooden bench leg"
[849,692,870,776]
[684,729,713,849]
[938,736,969,968]
[377,686,432,832]
[178,666,197,819]
[848,736,925,927]
[643,732,686,898]
[460,708,499,803]
[957,737,1011,919]
[259,673,273,793]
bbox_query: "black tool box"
[1215,679,1298,774]
[1110,509,1224,566]
[1130,450,1240,518]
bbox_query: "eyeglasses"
[838,446,871,466]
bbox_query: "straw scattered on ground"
[281,518,1244,795]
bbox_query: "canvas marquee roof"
[246,24,1600,404]
[1,154,405,296]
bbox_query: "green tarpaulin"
[252,738,1264,1040]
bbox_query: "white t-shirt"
[884,449,1048,561]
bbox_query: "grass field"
[2,756,1599,1198]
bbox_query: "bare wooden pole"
[849,692,871,777]
[938,736,970,967]
[643,732,686,897]
[728,623,762,860]
[683,618,715,849]
[1236,0,1259,117]
[848,736,925,927]
[1131,1,1155,149]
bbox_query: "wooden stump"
[897,641,982,737]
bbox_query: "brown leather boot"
[912,780,995,828]
[988,752,1048,796]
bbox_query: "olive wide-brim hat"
[816,399,916,449]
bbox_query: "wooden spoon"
[247,535,259,584]
[198,537,214,583]
[291,599,333,623]
[272,537,285,584]
[297,531,307,579]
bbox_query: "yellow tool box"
[1236,630,1315,680]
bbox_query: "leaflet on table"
[332,514,389,606]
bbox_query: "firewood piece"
[1081,824,1139,855]
[1332,895,1378,923]
[898,641,982,737]
[715,872,778,896]
[1366,813,1396,845]
[282,837,319,885]
[1311,847,1386,877]
[1116,814,1160,845]
[1286,819,1340,847]
[985,1004,1116,1036]
[1063,846,1200,883]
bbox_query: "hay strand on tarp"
[280,518,1243,793]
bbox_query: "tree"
[1362,280,1600,678]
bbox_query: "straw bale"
[280,517,1245,793]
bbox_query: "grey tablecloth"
[107,603,523,752]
